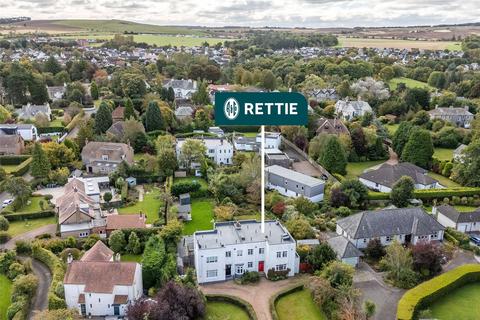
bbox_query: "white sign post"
[261,125,265,233]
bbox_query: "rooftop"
[266,165,325,187]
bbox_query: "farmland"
[336,37,461,50]
[388,77,434,91]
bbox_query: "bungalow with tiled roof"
[64,240,143,317]
[106,214,146,236]
[435,205,480,233]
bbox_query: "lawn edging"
[269,284,304,320]
[205,294,257,320]
[397,264,480,320]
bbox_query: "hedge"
[37,127,65,134]
[3,210,55,222]
[205,294,257,320]
[397,264,480,320]
[366,188,480,201]
[0,155,30,165]
[65,110,85,132]
[10,158,32,177]
[32,245,67,309]
[269,284,305,320]
[367,191,390,200]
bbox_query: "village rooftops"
[80,241,113,262]
[359,162,438,188]
[194,220,295,249]
[428,105,473,116]
[266,165,325,188]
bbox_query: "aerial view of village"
[0,1,480,319]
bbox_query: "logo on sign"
[224,98,239,120]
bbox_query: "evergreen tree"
[95,101,113,134]
[167,87,175,102]
[318,135,347,175]
[401,128,434,169]
[109,230,126,253]
[126,232,142,255]
[392,122,414,157]
[124,98,136,120]
[90,81,99,100]
[44,56,62,75]
[191,81,210,105]
[144,101,164,132]
[31,142,51,179]
[391,176,415,207]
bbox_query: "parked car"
[470,235,480,246]
[2,199,13,208]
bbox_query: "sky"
[1,0,479,28]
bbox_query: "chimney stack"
[67,253,73,264]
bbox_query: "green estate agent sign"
[214,92,308,126]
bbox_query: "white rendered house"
[194,220,300,284]
[176,137,234,167]
[64,241,143,317]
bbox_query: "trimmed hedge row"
[205,294,257,320]
[2,210,55,222]
[0,155,30,165]
[269,284,304,320]
[10,158,32,177]
[32,245,67,309]
[397,264,480,320]
[37,127,65,134]
[366,188,480,201]
[65,110,85,132]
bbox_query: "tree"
[31,142,51,179]
[192,81,210,105]
[411,242,443,278]
[392,122,414,157]
[0,105,11,123]
[144,101,164,132]
[90,81,99,100]
[452,140,480,186]
[428,71,446,89]
[122,118,145,145]
[43,142,76,169]
[351,127,367,157]
[401,128,434,169]
[34,112,49,128]
[180,139,207,169]
[321,261,354,289]
[364,300,376,320]
[159,220,183,245]
[124,98,136,120]
[48,167,70,185]
[103,192,112,204]
[262,70,276,90]
[318,135,347,175]
[95,101,113,134]
[380,241,418,289]
[379,66,395,81]
[108,230,126,253]
[126,281,205,320]
[293,197,317,216]
[75,119,94,149]
[126,232,142,255]
[390,176,415,207]
[44,56,62,75]
[0,216,9,231]
[285,215,315,240]
[340,179,369,208]
[214,205,235,221]
[3,178,31,211]
[157,148,177,178]
[307,243,337,271]
[142,235,175,288]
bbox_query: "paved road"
[200,275,307,320]
[18,256,52,319]
[0,224,56,250]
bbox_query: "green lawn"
[427,172,460,188]
[205,301,250,320]
[121,254,142,263]
[118,187,162,224]
[6,197,48,214]
[182,199,214,235]
[385,123,400,136]
[0,274,12,320]
[275,289,326,320]
[388,77,434,91]
[243,132,258,138]
[426,282,480,320]
[7,216,56,237]
[0,165,18,173]
[346,160,386,179]
[49,117,64,127]
[434,148,454,161]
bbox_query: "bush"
[239,271,260,284]
[15,240,32,255]
[10,158,32,177]
[0,155,30,165]
[397,264,480,320]
[267,268,290,281]
[0,216,9,231]
[0,231,11,244]
[171,181,201,196]
[7,262,25,280]
[3,210,55,222]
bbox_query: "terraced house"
[428,105,474,128]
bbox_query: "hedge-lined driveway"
[0,224,56,250]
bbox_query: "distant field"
[388,77,434,91]
[337,37,461,50]
[60,33,230,47]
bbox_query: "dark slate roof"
[437,205,480,223]
[337,207,445,239]
[327,236,363,259]
[359,162,438,188]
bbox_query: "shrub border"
[269,284,304,320]
[397,264,480,320]
[205,294,257,320]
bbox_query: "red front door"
[258,261,264,272]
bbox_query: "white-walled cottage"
[436,205,480,233]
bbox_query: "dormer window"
[102,155,108,161]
